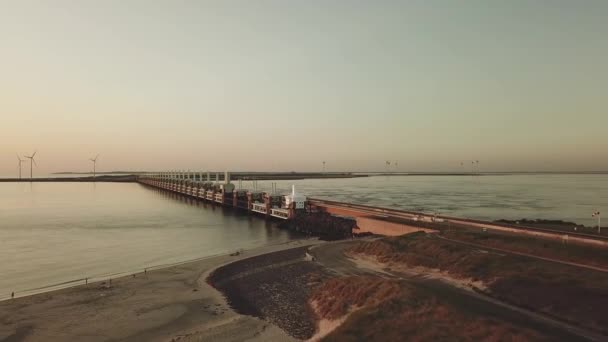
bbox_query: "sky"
[1,1,607,176]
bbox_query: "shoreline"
[3,234,605,341]
[0,238,324,341]
[3,214,605,301]
[0,239,318,302]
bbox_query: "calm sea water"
[272,174,607,226]
[0,182,297,299]
[1,174,607,298]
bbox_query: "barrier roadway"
[308,198,608,247]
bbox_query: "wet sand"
[0,239,322,342]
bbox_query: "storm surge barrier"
[138,171,608,247]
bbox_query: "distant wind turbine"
[16,154,24,179]
[90,154,100,178]
[24,151,37,180]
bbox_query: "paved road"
[309,240,605,342]
[308,198,608,247]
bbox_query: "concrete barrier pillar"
[264,193,271,218]
[247,192,253,212]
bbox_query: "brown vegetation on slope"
[349,232,608,335]
[310,276,401,320]
[311,276,551,342]
[440,229,608,269]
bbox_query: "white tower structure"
[285,185,306,209]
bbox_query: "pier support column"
[247,193,253,212]
[288,203,296,220]
[264,194,271,218]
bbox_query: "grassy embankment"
[347,231,608,335]
[440,229,608,269]
[311,276,552,341]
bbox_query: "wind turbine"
[24,151,37,180]
[90,154,99,178]
[16,154,24,179]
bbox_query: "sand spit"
[0,240,321,342]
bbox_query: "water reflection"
[0,182,297,297]
[2,174,606,297]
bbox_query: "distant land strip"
[0,175,137,182]
[52,171,608,176]
[2,171,606,182]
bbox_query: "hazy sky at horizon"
[1,1,607,176]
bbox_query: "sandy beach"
[0,239,322,342]
[2,234,604,342]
